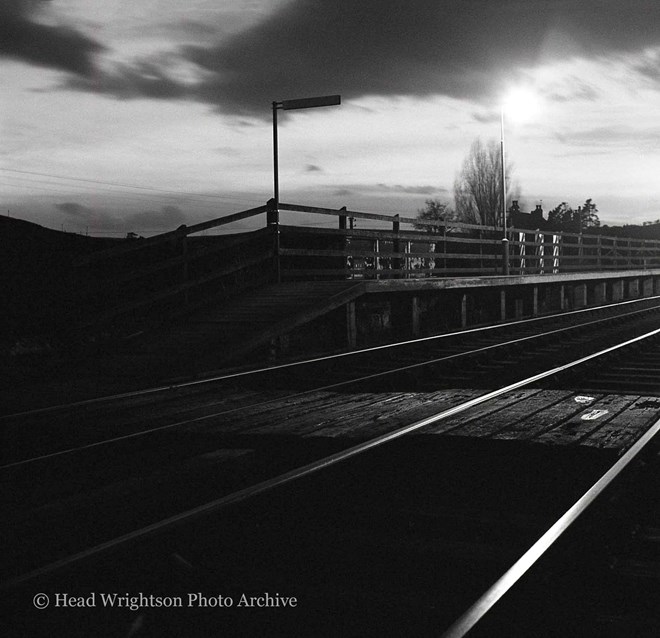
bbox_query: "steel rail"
[4,325,660,590]
[441,415,660,638]
[4,302,660,470]
[4,295,660,422]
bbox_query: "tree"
[453,138,518,227]
[547,202,573,228]
[414,199,455,233]
[548,199,599,231]
[579,198,600,229]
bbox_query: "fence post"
[578,233,583,269]
[338,206,349,278]
[266,198,281,283]
[393,214,401,278]
[502,237,510,276]
[339,207,347,230]
[406,240,412,278]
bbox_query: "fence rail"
[275,203,660,279]
[68,200,660,336]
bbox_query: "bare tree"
[453,138,518,227]
[413,199,456,233]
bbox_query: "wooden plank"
[239,392,389,436]
[280,247,501,260]
[280,225,502,244]
[580,396,660,449]
[533,394,639,446]
[492,393,604,441]
[417,389,542,435]
[449,390,574,439]
[279,202,498,232]
[298,392,426,438]
[304,390,484,439]
[199,391,345,435]
[283,266,502,276]
[342,389,487,438]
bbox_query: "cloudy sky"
[3,0,660,235]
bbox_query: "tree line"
[415,138,600,233]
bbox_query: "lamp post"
[272,94,341,212]
[270,94,341,283]
[500,106,509,275]
[500,87,540,276]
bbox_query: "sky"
[3,0,660,235]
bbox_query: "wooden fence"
[68,200,660,336]
[277,203,660,279]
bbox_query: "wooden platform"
[110,280,366,374]
[202,387,660,452]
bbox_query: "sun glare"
[503,87,542,124]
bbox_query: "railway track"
[4,296,660,636]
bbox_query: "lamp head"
[502,87,541,124]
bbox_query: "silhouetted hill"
[0,215,120,345]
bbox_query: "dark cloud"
[305,164,323,172]
[66,58,190,100]
[0,0,103,75]
[39,0,660,115]
[376,184,448,195]
[178,0,660,115]
[328,184,447,197]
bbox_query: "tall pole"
[271,95,340,211]
[272,101,279,210]
[500,107,509,275]
[269,95,340,285]
[500,108,506,235]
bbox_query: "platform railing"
[69,201,660,336]
[70,204,274,335]
[276,203,660,280]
